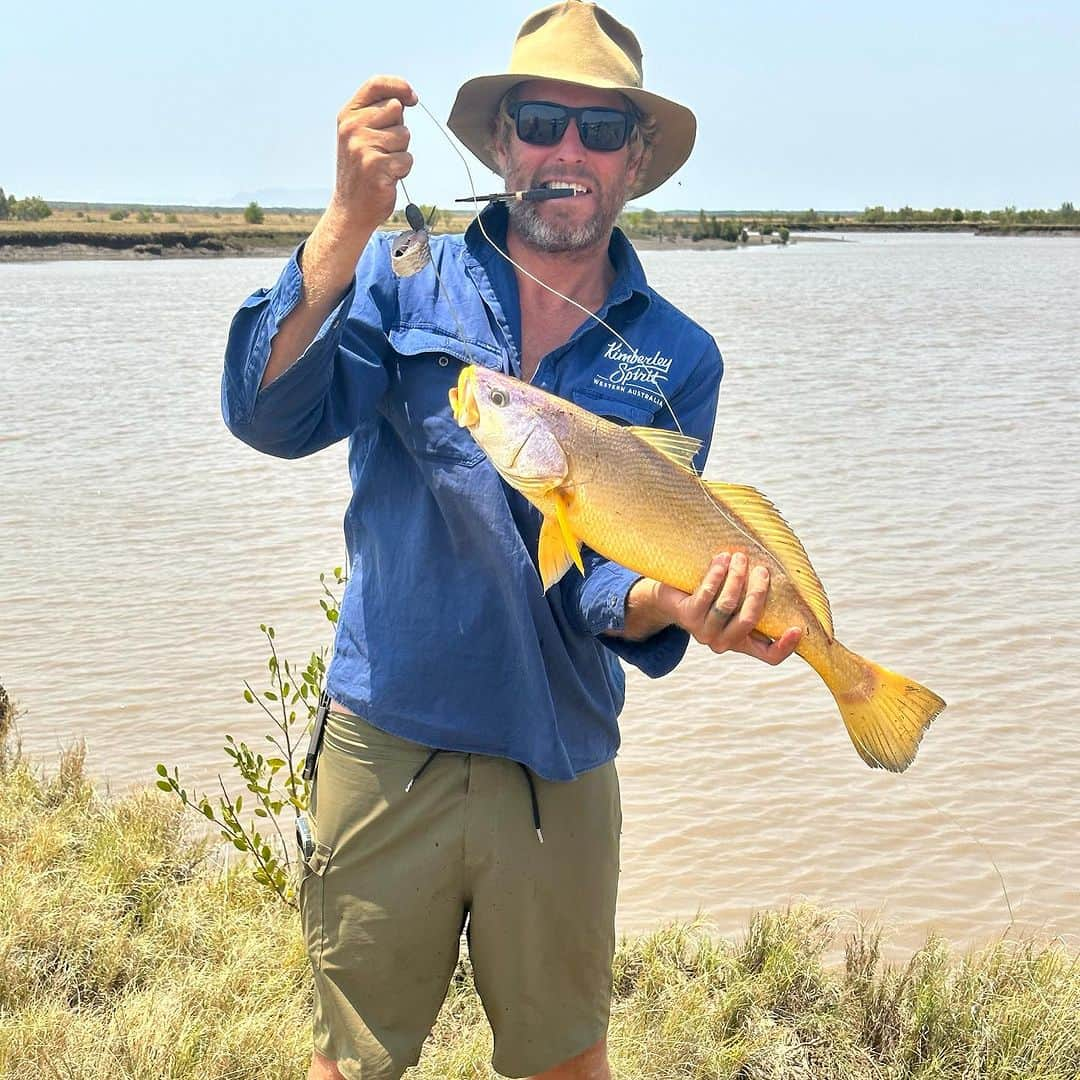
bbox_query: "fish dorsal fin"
[537,492,584,591]
[626,427,703,473]
[703,481,835,639]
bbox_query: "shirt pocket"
[571,387,659,427]
[388,327,498,468]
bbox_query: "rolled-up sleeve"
[221,237,397,459]
[564,337,724,678]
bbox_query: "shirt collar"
[463,202,652,314]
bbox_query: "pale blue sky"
[3,1,1077,211]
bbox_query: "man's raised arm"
[261,75,417,389]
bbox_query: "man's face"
[494,79,642,253]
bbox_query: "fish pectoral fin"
[554,492,585,576]
[537,494,584,591]
[537,516,576,590]
[626,427,703,473]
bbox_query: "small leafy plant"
[156,568,345,906]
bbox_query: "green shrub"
[12,195,52,221]
[244,201,265,224]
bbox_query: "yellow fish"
[450,364,945,772]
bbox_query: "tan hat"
[447,0,696,198]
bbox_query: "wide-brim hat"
[447,1,696,199]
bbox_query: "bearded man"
[222,3,799,1078]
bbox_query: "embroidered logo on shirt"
[593,341,674,407]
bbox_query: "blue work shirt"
[221,204,722,781]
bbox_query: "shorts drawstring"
[405,750,543,843]
[404,749,442,793]
[520,765,544,844]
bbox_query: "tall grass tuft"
[0,702,1076,1078]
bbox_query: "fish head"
[450,366,569,496]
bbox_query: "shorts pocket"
[299,841,333,971]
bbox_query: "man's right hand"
[261,76,417,390]
[328,76,418,234]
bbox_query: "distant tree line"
[0,188,53,221]
[615,202,1078,239]
[861,202,1078,224]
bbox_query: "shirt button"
[438,356,449,367]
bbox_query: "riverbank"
[4,203,1076,262]
[0,226,793,261]
[1,695,1076,1078]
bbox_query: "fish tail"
[811,642,945,772]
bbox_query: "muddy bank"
[1,230,803,262]
[0,228,308,262]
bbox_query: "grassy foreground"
[0,706,1076,1078]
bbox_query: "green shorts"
[299,709,622,1080]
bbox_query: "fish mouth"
[450,366,480,428]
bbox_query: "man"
[222,3,800,1077]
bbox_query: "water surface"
[2,232,1077,953]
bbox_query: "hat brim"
[447,74,696,200]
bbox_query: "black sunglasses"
[507,100,635,152]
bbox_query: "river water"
[2,233,1078,954]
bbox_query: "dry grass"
[0,206,321,234]
[0,205,471,238]
[0,698,1076,1079]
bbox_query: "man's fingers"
[365,124,410,154]
[342,100,407,137]
[738,627,803,666]
[706,563,767,650]
[685,552,732,624]
[707,551,748,624]
[344,76,417,113]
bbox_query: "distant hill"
[213,187,330,211]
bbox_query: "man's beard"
[507,195,622,252]
[503,157,628,253]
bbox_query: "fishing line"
[398,176,479,372]
[411,95,689,438]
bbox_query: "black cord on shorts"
[405,749,442,793]
[403,750,544,843]
[520,764,544,844]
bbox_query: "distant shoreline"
[0,228,311,263]
[2,221,1073,264]
[0,227,784,262]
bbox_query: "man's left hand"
[620,552,802,666]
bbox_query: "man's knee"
[531,1036,609,1079]
[308,1050,347,1080]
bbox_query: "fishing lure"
[390,202,434,277]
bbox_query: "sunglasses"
[507,100,635,152]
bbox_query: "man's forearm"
[260,209,373,390]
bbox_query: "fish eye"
[489,388,510,407]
